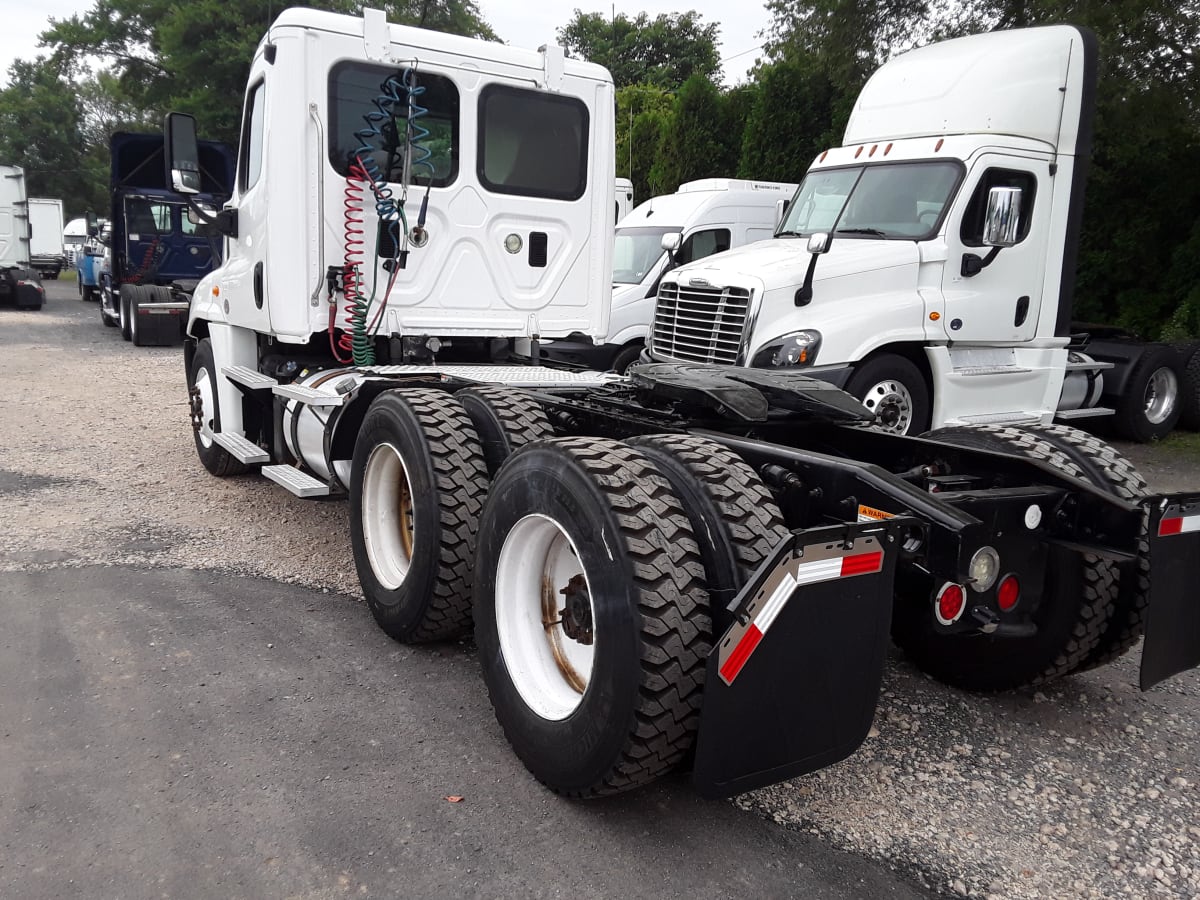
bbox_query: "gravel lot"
[3,283,1199,899]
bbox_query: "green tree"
[649,75,736,194]
[616,84,673,183]
[738,60,836,182]
[0,57,98,213]
[557,10,721,90]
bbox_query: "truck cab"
[649,26,1103,435]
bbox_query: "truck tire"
[1111,343,1182,442]
[186,337,249,477]
[1177,342,1200,432]
[130,286,145,346]
[474,438,710,796]
[455,385,554,477]
[350,388,488,643]
[611,343,644,375]
[1025,423,1150,670]
[119,285,134,341]
[893,425,1117,691]
[626,433,790,629]
[844,354,930,435]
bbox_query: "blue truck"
[97,131,235,345]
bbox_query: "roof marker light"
[935,138,944,152]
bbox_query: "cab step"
[1054,407,1114,421]
[213,432,269,464]
[272,383,347,407]
[261,465,331,498]
[223,365,278,390]
[955,411,1043,426]
[949,365,1033,377]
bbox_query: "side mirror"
[85,211,98,237]
[660,232,682,254]
[982,186,1022,247]
[807,231,832,254]
[187,203,217,225]
[164,112,203,195]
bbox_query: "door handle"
[1014,295,1029,327]
[254,261,264,309]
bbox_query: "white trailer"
[162,10,1200,800]
[28,197,66,279]
[0,166,44,310]
[650,27,1182,441]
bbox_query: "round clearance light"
[504,233,523,254]
[968,546,1000,593]
[1024,504,1043,530]
[936,583,966,626]
[997,574,1021,611]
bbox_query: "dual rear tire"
[349,386,788,796]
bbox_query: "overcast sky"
[1,1,772,87]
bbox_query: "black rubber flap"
[1141,495,1200,690]
[692,521,898,799]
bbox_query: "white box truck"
[649,27,1182,441]
[157,10,1200,800]
[0,166,44,310]
[544,178,797,371]
[28,197,66,279]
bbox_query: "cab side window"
[676,228,731,266]
[961,169,1036,247]
[240,81,266,193]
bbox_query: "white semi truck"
[545,178,796,372]
[165,10,1200,800]
[28,197,66,279]
[649,28,1182,442]
[0,166,45,310]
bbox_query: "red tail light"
[935,583,966,625]
[997,574,1020,611]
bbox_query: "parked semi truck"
[648,29,1183,442]
[28,197,66,279]
[164,10,1200,799]
[545,178,797,371]
[0,165,44,310]
[96,131,235,345]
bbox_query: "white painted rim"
[361,442,415,591]
[495,513,595,721]
[861,379,915,434]
[194,366,216,450]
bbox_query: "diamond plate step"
[261,465,330,498]
[272,384,347,407]
[949,365,1033,377]
[213,432,269,464]
[223,365,278,390]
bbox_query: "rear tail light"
[997,574,1021,611]
[935,582,966,625]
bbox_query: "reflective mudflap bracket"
[1141,495,1200,690]
[692,520,901,799]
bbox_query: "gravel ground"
[3,284,1199,899]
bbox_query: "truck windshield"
[779,161,961,240]
[613,226,671,284]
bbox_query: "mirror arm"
[961,246,1002,278]
[796,251,822,306]
[185,195,238,239]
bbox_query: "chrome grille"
[651,282,751,365]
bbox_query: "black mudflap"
[137,307,187,346]
[692,521,900,799]
[1141,495,1200,690]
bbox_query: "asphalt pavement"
[0,562,934,899]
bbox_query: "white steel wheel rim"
[1144,367,1178,425]
[194,367,217,449]
[361,442,415,591]
[862,379,914,434]
[495,514,595,721]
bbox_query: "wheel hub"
[862,379,913,433]
[558,574,594,645]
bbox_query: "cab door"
[939,156,1052,343]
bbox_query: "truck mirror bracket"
[961,246,1001,278]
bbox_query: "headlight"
[751,330,822,368]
